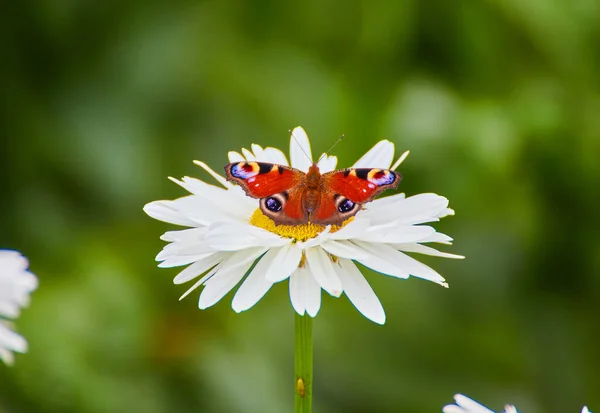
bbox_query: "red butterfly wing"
[322,168,401,203]
[312,195,338,224]
[279,191,304,222]
[225,161,307,224]
[225,161,303,198]
[310,168,400,226]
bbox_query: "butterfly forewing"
[225,161,303,198]
[322,168,401,203]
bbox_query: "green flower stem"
[294,313,313,413]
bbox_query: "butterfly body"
[225,161,401,226]
[302,164,323,215]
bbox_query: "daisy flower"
[144,127,462,324]
[0,250,38,365]
[443,394,592,413]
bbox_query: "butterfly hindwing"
[311,193,361,226]
[258,188,306,224]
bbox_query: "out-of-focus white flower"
[443,394,592,413]
[144,127,462,323]
[0,250,38,365]
[443,394,513,413]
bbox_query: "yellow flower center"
[249,209,351,242]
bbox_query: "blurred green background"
[1,1,599,412]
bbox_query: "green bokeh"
[1,1,599,412]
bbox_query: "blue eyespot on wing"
[367,169,396,186]
[230,162,260,179]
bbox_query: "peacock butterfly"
[224,159,401,226]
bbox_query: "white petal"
[170,177,255,221]
[419,232,454,245]
[173,252,228,284]
[327,217,371,240]
[0,250,28,272]
[442,407,463,413]
[316,154,338,173]
[206,221,290,251]
[350,242,410,278]
[231,250,278,312]
[352,140,394,169]
[289,267,321,317]
[362,193,450,226]
[156,236,213,263]
[582,407,592,413]
[355,224,435,244]
[290,126,313,172]
[157,189,252,227]
[0,323,28,353]
[241,148,256,161]
[391,150,410,170]
[447,394,496,413]
[0,347,15,365]
[0,288,28,308]
[143,200,200,227]
[193,160,233,188]
[304,248,343,297]
[162,195,215,227]
[198,248,266,309]
[179,266,220,301]
[337,259,385,324]
[158,253,214,268]
[228,151,245,162]
[0,270,37,292]
[437,207,455,218]
[319,240,368,260]
[0,302,19,319]
[0,251,37,325]
[264,244,303,282]
[368,192,406,207]
[391,249,447,284]
[160,227,208,243]
[264,147,290,165]
[0,274,37,300]
[156,237,212,257]
[356,241,446,285]
[249,144,266,160]
[249,144,289,165]
[289,269,306,316]
[393,243,465,259]
[304,270,322,317]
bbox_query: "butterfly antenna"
[317,134,345,163]
[289,129,313,163]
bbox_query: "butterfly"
[224,159,401,226]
